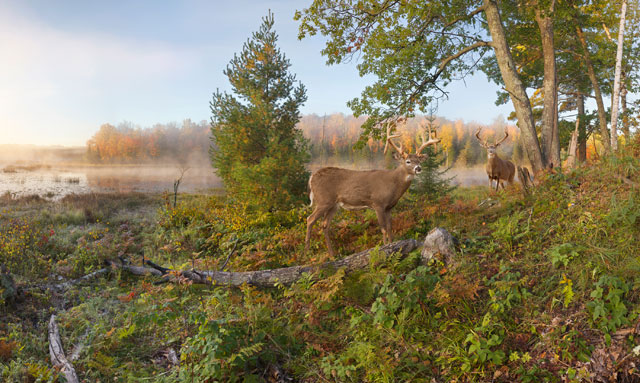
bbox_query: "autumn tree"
[296,0,551,172]
[210,13,310,210]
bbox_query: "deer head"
[475,128,508,159]
[384,122,440,175]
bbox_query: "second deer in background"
[475,128,515,191]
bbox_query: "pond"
[0,164,223,200]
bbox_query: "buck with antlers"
[305,121,441,257]
[475,128,515,191]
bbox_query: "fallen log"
[24,267,110,292]
[48,314,80,383]
[111,238,420,288]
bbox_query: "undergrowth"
[2,159,640,382]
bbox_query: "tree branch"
[49,315,80,383]
[442,5,486,30]
[434,41,492,80]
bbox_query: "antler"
[384,123,405,155]
[416,124,441,154]
[494,130,509,146]
[475,128,489,148]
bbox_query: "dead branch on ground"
[48,314,80,383]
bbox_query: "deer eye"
[405,160,411,164]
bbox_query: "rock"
[421,228,456,265]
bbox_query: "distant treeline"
[299,113,526,167]
[86,114,527,167]
[86,120,210,164]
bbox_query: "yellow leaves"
[514,44,527,52]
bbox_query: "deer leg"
[321,206,338,257]
[384,208,393,243]
[374,206,389,244]
[495,178,500,192]
[305,207,324,253]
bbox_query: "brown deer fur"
[305,124,440,256]
[475,128,516,191]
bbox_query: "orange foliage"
[86,119,210,163]
[0,338,17,361]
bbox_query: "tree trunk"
[577,93,587,162]
[483,0,545,173]
[610,0,628,151]
[621,79,629,138]
[566,119,579,169]
[576,26,610,154]
[536,2,560,168]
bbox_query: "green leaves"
[586,275,630,335]
[547,243,581,268]
[211,12,310,211]
[297,1,491,141]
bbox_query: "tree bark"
[576,26,610,154]
[110,238,420,288]
[536,2,560,168]
[577,92,587,162]
[483,0,545,173]
[610,0,628,151]
[621,80,629,138]
[49,315,80,383]
[566,119,579,169]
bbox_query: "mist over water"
[0,144,490,200]
[0,164,223,200]
[0,145,223,199]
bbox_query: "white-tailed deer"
[475,128,515,191]
[305,121,441,256]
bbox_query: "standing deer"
[305,122,441,256]
[475,128,515,191]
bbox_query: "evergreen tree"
[410,113,454,199]
[410,146,454,200]
[210,13,310,210]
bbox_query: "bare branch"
[49,315,80,383]
[442,5,486,30]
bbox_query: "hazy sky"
[0,0,514,146]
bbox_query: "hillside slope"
[2,160,640,382]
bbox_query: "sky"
[0,0,515,146]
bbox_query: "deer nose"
[414,165,422,174]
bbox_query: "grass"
[2,160,640,382]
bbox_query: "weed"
[587,275,630,338]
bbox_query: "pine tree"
[410,113,453,199]
[210,13,310,211]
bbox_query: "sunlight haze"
[0,0,514,146]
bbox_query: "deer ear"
[392,152,402,160]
